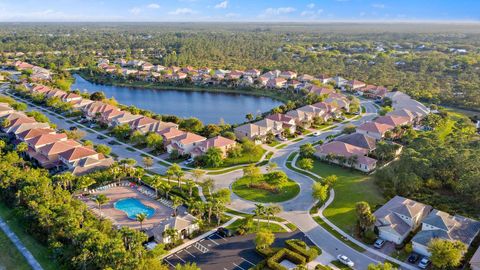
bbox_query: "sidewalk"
[0,217,44,270]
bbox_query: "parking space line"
[214,232,227,241]
[174,254,186,263]
[163,259,175,268]
[207,236,220,245]
[233,262,245,270]
[241,258,255,266]
[183,249,196,258]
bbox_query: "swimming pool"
[114,198,155,220]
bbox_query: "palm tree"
[150,175,163,198]
[162,181,172,199]
[185,179,195,197]
[253,203,265,231]
[213,200,225,226]
[136,212,147,230]
[265,205,282,227]
[191,168,205,184]
[163,228,178,244]
[266,162,278,173]
[205,201,213,224]
[203,178,214,196]
[172,196,183,216]
[95,194,109,217]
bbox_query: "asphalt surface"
[164,231,311,270]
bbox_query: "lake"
[71,74,282,124]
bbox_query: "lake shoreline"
[73,70,289,103]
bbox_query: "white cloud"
[225,12,240,18]
[168,8,197,15]
[307,3,315,9]
[263,7,296,16]
[147,3,160,9]
[372,3,385,8]
[129,7,141,15]
[215,1,228,9]
[301,9,324,18]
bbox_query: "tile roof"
[59,146,98,162]
[17,128,55,141]
[470,246,480,269]
[26,133,67,147]
[316,141,369,157]
[357,121,394,134]
[335,132,377,151]
[38,139,81,155]
[375,115,411,127]
[198,136,236,149]
[157,127,186,140]
[172,132,206,145]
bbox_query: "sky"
[0,0,478,22]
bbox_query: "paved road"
[0,217,43,270]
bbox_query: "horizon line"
[0,20,479,24]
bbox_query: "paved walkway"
[0,217,43,270]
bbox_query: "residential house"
[157,127,186,146]
[191,136,236,158]
[347,80,366,90]
[318,74,332,84]
[332,76,348,87]
[17,128,55,142]
[262,70,281,79]
[257,77,269,87]
[37,139,82,165]
[26,133,67,151]
[110,112,143,127]
[244,69,261,78]
[324,93,351,112]
[298,74,315,82]
[387,109,422,125]
[357,121,395,140]
[141,62,154,71]
[266,113,297,134]
[375,115,411,127]
[234,123,268,141]
[308,86,335,96]
[71,155,114,176]
[470,247,480,270]
[314,141,377,172]
[267,78,287,89]
[0,103,15,117]
[386,91,430,119]
[58,146,100,168]
[373,196,432,244]
[166,132,206,156]
[411,210,480,257]
[173,72,187,80]
[45,89,67,99]
[151,214,199,244]
[70,98,94,109]
[279,71,297,80]
[152,65,166,72]
[255,118,284,136]
[137,121,178,134]
[335,132,377,152]
[62,93,82,102]
[359,85,388,99]
[83,102,119,120]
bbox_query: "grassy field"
[307,159,385,234]
[226,219,286,233]
[0,203,62,270]
[0,228,31,270]
[232,176,300,203]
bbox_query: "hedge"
[315,265,333,270]
[267,248,306,270]
[256,247,281,258]
[285,239,321,262]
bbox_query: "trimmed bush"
[256,247,281,258]
[267,248,306,270]
[315,264,333,270]
[285,239,321,262]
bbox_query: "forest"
[1,22,479,111]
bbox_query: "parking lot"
[164,231,309,270]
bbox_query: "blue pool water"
[114,198,155,219]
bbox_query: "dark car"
[217,227,233,237]
[69,126,78,131]
[408,253,420,263]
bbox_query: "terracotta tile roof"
[17,128,55,141]
[130,116,157,128]
[59,146,98,162]
[375,115,411,127]
[3,112,27,121]
[7,116,37,127]
[38,139,81,155]
[357,121,394,134]
[26,133,67,147]
[309,86,335,96]
[199,136,236,149]
[316,141,369,157]
[157,127,186,140]
[172,132,206,145]
[266,113,295,123]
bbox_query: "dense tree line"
[1,23,479,110]
[375,112,480,217]
[0,141,167,270]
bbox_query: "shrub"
[285,239,321,262]
[315,265,333,270]
[256,247,281,258]
[364,230,377,244]
[267,248,306,270]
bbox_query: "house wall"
[412,242,431,257]
[378,229,407,244]
[314,154,374,173]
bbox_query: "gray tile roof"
[335,132,377,151]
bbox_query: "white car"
[337,254,355,267]
[313,131,321,137]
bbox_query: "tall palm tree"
[265,204,282,227]
[253,203,265,231]
[191,168,205,184]
[203,178,214,196]
[162,181,172,199]
[213,200,225,226]
[185,179,195,197]
[172,196,183,216]
[150,175,162,198]
[136,212,147,230]
[95,194,109,217]
[163,228,178,244]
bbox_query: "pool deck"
[83,186,174,230]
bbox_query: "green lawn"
[307,159,385,234]
[0,228,31,270]
[226,219,286,233]
[232,176,300,203]
[221,148,266,167]
[0,203,62,270]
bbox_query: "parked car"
[408,253,420,263]
[337,254,354,267]
[69,126,78,131]
[185,158,194,165]
[217,227,232,237]
[418,257,430,269]
[373,238,386,249]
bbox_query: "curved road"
[210,101,383,269]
